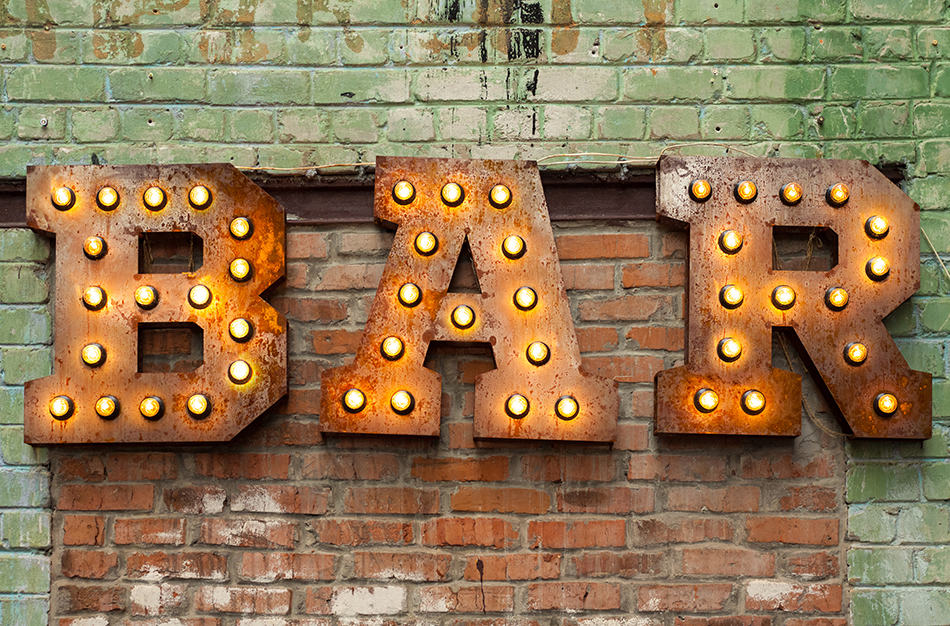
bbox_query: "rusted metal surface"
[321,156,618,441]
[656,155,931,438]
[25,164,287,443]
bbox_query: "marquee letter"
[321,157,617,441]
[655,155,931,438]
[25,164,286,443]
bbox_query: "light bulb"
[741,389,766,415]
[381,336,404,361]
[689,179,711,202]
[391,390,414,415]
[502,235,526,259]
[187,394,210,418]
[143,186,166,210]
[505,393,529,419]
[343,388,366,413]
[735,180,757,202]
[398,283,421,307]
[875,392,898,416]
[83,286,106,311]
[555,395,579,420]
[694,388,719,413]
[441,182,464,206]
[229,258,251,282]
[513,287,537,311]
[139,396,163,419]
[490,184,512,208]
[81,343,105,367]
[414,232,438,256]
[866,256,890,280]
[135,285,158,309]
[49,395,74,420]
[229,318,252,342]
[83,236,106,260]
[230,217,252,239]
[392,180,415,204]
[188,185,212,209]
[52,186,75,210]
[228,360,252,384]
[718,230,743,254]
[96,186,119,210]
[717,337,742,362]
[526,341,550,366]
[827,182,849,206]
[781,182,803,205]
[451,305,475,329]
[95,395,118,419]
[720,285,744,309]
[772,285,796,310]
[865,215,889,239]
[825,287,849,311]
[188,285,212,309]
[845,342,868,365]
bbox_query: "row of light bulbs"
[392,180,513,209]
[689,178,850,207]
[693,386,898,417]
[712,335,869,367]
[52,184,215,212]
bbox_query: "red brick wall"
[51,222,847,623]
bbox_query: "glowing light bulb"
[825,287,849,311]
[392,180,415,204]
[513,286,538,311]
[441,182,464,206]
[188,185,212,209]
[397,282,421,307]
[827,182,849,207]
[49,395,74,420]
[689,179,711,202]
[381,336,404,361]
[83,236,106,260]
[391,390,414,414]
[720,285,744,309]
[52,186,75,210]
[187,394,210,418]
[505,393,529,419]
[694,388,719,413]
[95,395,118,419]
[135,285,158,309]
[718,230,743,254]
[771,285,796,310]
[343,388,366,413]
[81,343,105,367]
[735,180,757,202]
[229,318,252,342]
[865,215,889,239]
[143,186,166,210]
[845,342,868,365]
[228,360,252,385]
[866,256,890,280]
[502,235,526,259]
[229,258,251,282]
[188,284,212,309]
[876,392,898,416]
[781,182,803,205]
[555,395,579,420]
[490,184,512,208]
[83,286,106,311]
[526,341,550,366]
[717,337,742,362]
[230,217,252,240]
[139,396,163,419]
[414,232,438,256]
[451,304,475,329]
[97,186,119,210]
[741,389,766,415]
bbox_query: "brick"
[629,454,727,481]
[421,517,517,548]
[411,456,508,481]
[724,67,825,101]
[557,233,649,259]
[745,580,842,612]
[667,486,760,512]
[528,519,626,549]
[305,585,407,615]
[848,548,913,584]
[314,263,385,290]
[631,517,734,545]
[461,553,560,581]
[622,261,685,287]
[579,295,671,322]
[527,67,618,101]
[62,515,105,546]
[780,486,838,512]
[626,326,685,351]
[61,550,119,579]
[114,518,185,545]
[746,517,838,546]
[2,509,50,548]
[557,486,654,514]
[418,584,513,613]
[741,455,834,479]
[129,582,186,616]
[573,551,667,578]
[58,484,153,511]
[451,486,550,514]
[846,463,920,502]
[829,65,928,99]
[681,547,775,577]
[193,453,290,479]
[231,485,330,515]
[58,584,125,612]
[353,551,451,581]
[7,66,106,101]
[127,552,228,581]
[194,586,291,614]
[785,551,839,580]
[527,581,621,610]
[638,583,733,612]
[301,452,400,480]
[272,297,346,322]
[208,69,309,105]
[560,263,615,290]
[624,67,722,101]
[239,552,335,582]
[163,485,227,514]
[344,487,438,514]
[521,454,616,482]
[199,519,296,549]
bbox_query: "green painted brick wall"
[1,0,949,623]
